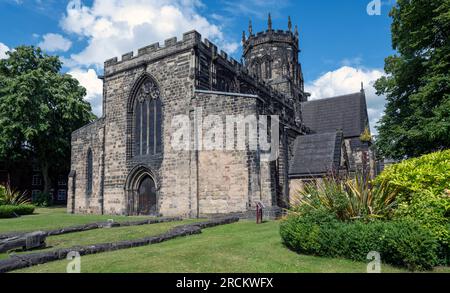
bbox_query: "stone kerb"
[0,216,183,241]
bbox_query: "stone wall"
[70,32,200,216]
[69,118,105,214]
[103,43,195,216]
[192,92,270,215]
[288,177,324,200]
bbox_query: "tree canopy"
[0,46,96,194]
[374,0,450,159]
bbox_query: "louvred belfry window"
[134,79,162,156]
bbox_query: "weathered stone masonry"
[69,24,307,218]
[69,19,373,218]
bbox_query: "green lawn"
[2,208,449,273]
[0,219,199,260]
[0,207,145,234]
[0,207,199,260]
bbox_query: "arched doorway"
[137,175,157,215]
[125,165,159,216]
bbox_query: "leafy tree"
[0,46,95,194]
[374,0,450,159]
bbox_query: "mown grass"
[0,207,199,260]
[3,208,449,273]
[15,221,417,273]
[0,219,200,260]
[0,207,144,234]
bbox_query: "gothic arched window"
[134,78,162,157]
[264,59,272,79]
[86,148,93,196]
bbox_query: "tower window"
[255,62,262,79]
[265,60,272,79]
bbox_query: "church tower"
[242,15,306,102]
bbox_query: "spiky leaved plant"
[0,183,31,205]
[291,172,397,221]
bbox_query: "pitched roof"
[289,131,343,177]
[301,91,369,138]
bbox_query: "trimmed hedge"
[0,205,35,218]
[280,212,439,271]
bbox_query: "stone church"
[68,16,373,218]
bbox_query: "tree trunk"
[41,161,51,195]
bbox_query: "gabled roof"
[301,91,369,138]
[289,131,343,177]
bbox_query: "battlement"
[104,30,202,69]
[199,37,242,70]
[243,29,298,55]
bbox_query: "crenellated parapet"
[243,29,299,56]
[104,30,202,75]
[102,29,297,112]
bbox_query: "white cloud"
[61,0,238,68]
[38,33,72,52]
[305,66,386,134]
[68,68,103,117]
[222,42,239,54]
[0,42,10,59]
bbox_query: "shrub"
[375,150,450,260]
[0,185,5,205]
[292,173,397,221]
[14,204,35,215]
[0,183,30,205]
[376,149,450,200]
[0,204,35,218]
[280,213,439,271]
[395,190,450,244]
[381,220,439,270]
[33,192,53,207]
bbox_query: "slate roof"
[301,91,369,138]
[289,131,343,177]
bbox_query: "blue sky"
[0,0,397,133]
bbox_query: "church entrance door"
[137,175,157,215]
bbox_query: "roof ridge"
[302,91,362,103]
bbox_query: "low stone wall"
[202,206,283,220]
[0,217,239,273]
[0,232,47,253]
[0,217,183,241]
